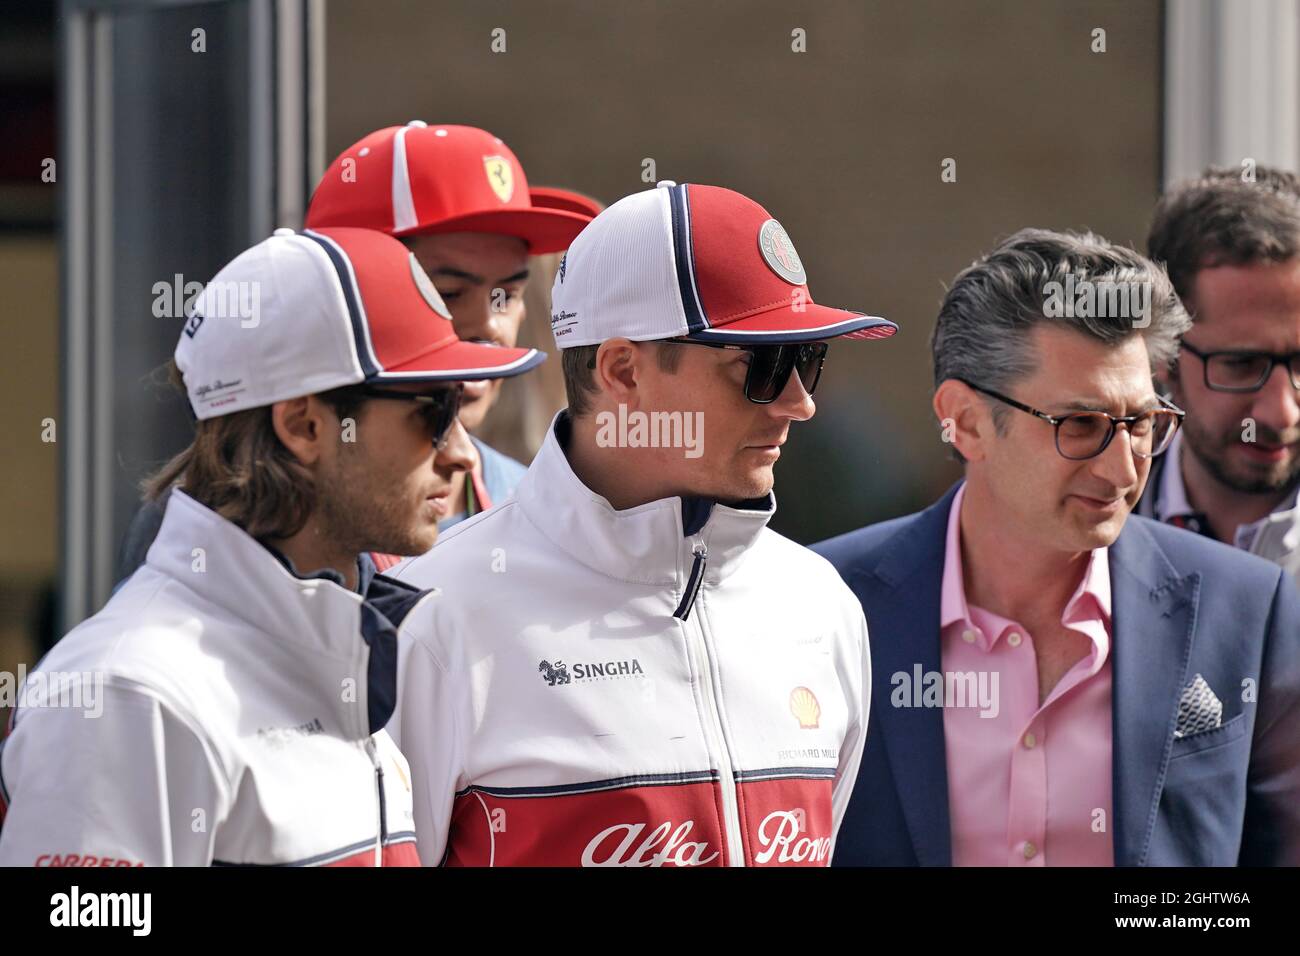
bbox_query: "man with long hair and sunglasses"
[1142,165,1300,586]
[818,228,1300,866]
[386,182,897,866]
[0,227,544,866]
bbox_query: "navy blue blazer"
[814,482,1300,866]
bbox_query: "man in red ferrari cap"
[388,182,897,866]
[0,228,542,866]
[306,121,598,536]
[114,122,596,582]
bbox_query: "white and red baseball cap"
[175,227,545,420]
[304,122,594,252]
[549,181,897,346]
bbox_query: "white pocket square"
[1174,673,1223,739]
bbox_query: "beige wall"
[0,237,58,580]
[329,0,1163,540]
[0,235,58,677]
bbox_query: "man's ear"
[271,396,331,467]
[592,338,642,406]
[933,378,993,463]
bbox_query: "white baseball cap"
[549,181,897,347]
[175,226,544,420]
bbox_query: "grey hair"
[931,228,1190,437]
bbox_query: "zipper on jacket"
[365,736,386,867]
[675,537,744,864]
[673,542,708,620]
[684,606,745,865]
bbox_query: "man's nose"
[770,367,816,422]
[434,418,477,475]
[1089,424,1140,489]
[451,294,503,344]
[1248,362,1300,434]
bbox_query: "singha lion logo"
[538,660,571,686]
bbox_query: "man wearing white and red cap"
[307,121,598,534]
[0,228,542,867]
[388,182,897,866]
[113,123,596,582]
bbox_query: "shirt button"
[1023,732,1037,749]
[962,629,977,643]
[1023,841,1037,860]
[1007,631,1022,647]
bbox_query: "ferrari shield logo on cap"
[483,155,515,203]
[408,253,452,319]
[758,219,806,285]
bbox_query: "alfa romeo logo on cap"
[483,155,515,203]
[758,219,806,285]
[408,253,452,320]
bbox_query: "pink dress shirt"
[940,483,1115,866]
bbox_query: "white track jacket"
[389,413,871,867]
[0,491,427,867]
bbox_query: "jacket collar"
[852,483,956,866]
[1106,515,1200,866]
[515,412,774,587]
[145,490,425,738]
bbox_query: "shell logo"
[789,686,821,729]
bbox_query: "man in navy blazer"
[817,229,1300,866]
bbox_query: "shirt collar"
[1158,429,1300,547]
[1155,429,1197,523]
[260,541,377,595]
[940,482,1112,651]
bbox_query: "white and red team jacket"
[0,491,426,867]
[388,413,871,867]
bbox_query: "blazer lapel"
[851,485,959,866]
[1108,519,1201,866]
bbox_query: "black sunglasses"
[359,384,463,449]
[958,379,1185,461]
[661,339,828,404]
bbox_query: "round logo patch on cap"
[758,219,806,285]
[409,253,452,320]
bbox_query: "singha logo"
[539,660,571,686]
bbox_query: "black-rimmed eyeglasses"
[958,379,1184,461]
[1181,341,1300,393]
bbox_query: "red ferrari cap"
[305,122,594,253]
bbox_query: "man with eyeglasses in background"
[817,229,1300,866]
[387,181,898,866]
[1142,166,1300,586]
